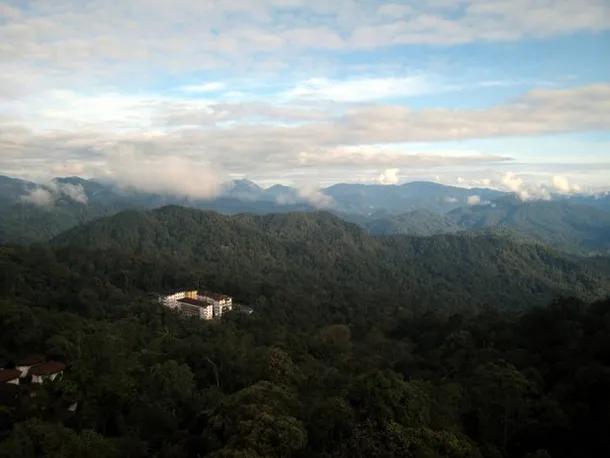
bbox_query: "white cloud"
[98,146,225,199]
[457,176,492,187]
[20,188,55,207]
[501,172,523,193]
[275,194,297,205]
[1,0,609,199]
[552,175,581,193]
[2,82,609,197]
[377,168,400,185]
[20,180,88,206]
[180,82,228,93]
[286,75,436,102]
[444,197,458,203]
[297,185,335,209]
[467,195,481,205]
[52,182,89,204]
[499,172,551,201]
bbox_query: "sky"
[0,0,609,199]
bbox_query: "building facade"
[16,354,46,378]
[197,291,233,317]
[30,362,66,384]
[0,369,21,385]
[159,289,232,320]
[177,298,214,320]
[160,289,197,309]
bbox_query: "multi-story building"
[159,288,198,309]
[197,291,233,317]
[177,298,214,320]
[159,288,232,320]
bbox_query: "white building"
[197,291,233,317]
[16,354,46,378]
[30,362,65,384]
[177,298,214,320]
[0,369,21,385]
[160,289,233,319]
[159,289,197,309]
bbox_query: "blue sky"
[0,0,609,199]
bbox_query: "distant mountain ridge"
[448,197,610,254]
[1,174,609,255]
[51,205,610,310]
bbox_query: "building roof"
[16,354,46,367]
[165,287,196,295]
[0,369,21,383]
[29,362,65,376]
[198,291,232,301]
[178,297,212,308]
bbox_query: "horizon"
[5,172,610,199]
[1,0,608,199]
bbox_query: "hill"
[322,181,506,214]
[2,174,609,257]
[0,176,316,243]
[448,197,610,254]
[2,206,610,458]
[52,206,610,310]
[348,209,461,236]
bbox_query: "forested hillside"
[2,175,609,258]
[0,240,608,458]
[449,197,610,254]
[0,200,135,244]
[345,209,461,236]
[51,206,610,310]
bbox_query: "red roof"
[29,362,65,376]
[0,369,21,383]
[16,354,46,366]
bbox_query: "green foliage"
[49,206,610,312]
[1,206,609,457]
[448,197,610,255]
[352,209,461,236]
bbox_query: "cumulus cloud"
[552,175,581,193]
[20,188,56,207]
[297,185,335,209]
[444,197,459,203]
[499,172,551,201]
[377,168,400,185]
[52,182,89,204]
[457,177,492,187]
[98,146,225,199]
[467,195,481,205]
[20,180,88,207]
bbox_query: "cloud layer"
[0,0,608,194]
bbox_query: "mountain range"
[1,174,610,255]
[51,205,610,311]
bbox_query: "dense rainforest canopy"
[0,206,609,457]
